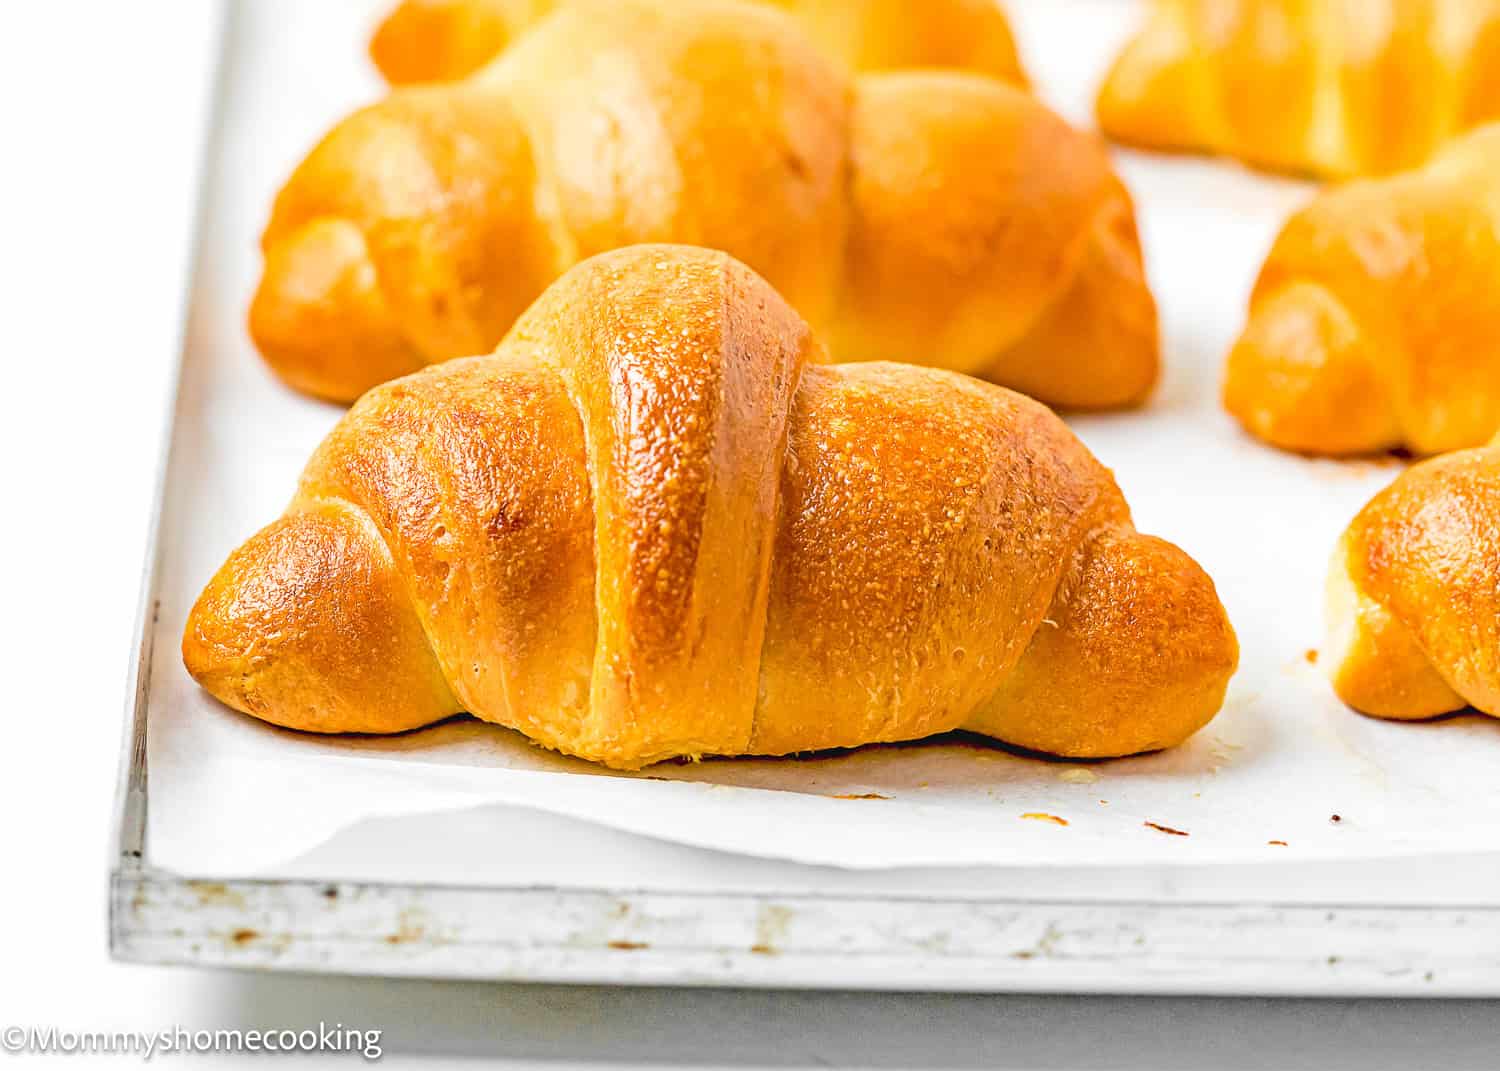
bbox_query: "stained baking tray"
[111,0,1500,994]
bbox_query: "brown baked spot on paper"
[1021,812,1069,826]
[1144,821,1188,836]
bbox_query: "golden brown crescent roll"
[1326,434,1500,721]
[369,0,1027,88]
[1222,124,1500,457]
[252,0,1157,408]
[194,246,1236,770]
[1097,0,1500,177]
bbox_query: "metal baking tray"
[111,0,1500,994]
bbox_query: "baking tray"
[111,0,1500,994]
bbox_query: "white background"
[2,1,1499,1067]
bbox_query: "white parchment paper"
[145,0,1500,876]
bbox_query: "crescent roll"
[1223,123,1500,456]
[1098,0,1500,177]
[192,246,1238,770]
[251,0,1158,408]
[370,0,1028,87]
[1327,434,1500,721]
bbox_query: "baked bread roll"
[370,0,1028,87]
[1098,0,1500,177]
[193,246,1237,770]
[252,0,1158,408]
[1223,124,1500,457]
[1326,434,1500,721]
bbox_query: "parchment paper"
[146,0,1500,875]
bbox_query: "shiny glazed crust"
[192,246,1237,769]
[1326,436,1500,719]
[1097,0,1500,178]
[1222,125,1500,457]
[251,0,1157,408]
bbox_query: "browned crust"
[193,246,1236,769]
[1327,438,1500,719]
[1223,124,1500,457]
[252,0,1155,409]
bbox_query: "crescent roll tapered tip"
[195,244,1234,769]
[251,87,563,403]
[248,218,425,402]
[1324,533,1468,721]
[1222,280,1399,456]
[992,187,1160,410]
[183,505,462,735]
[369,0,530,86]
[970,528,1238,758]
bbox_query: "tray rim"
[110,0,1500,996]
